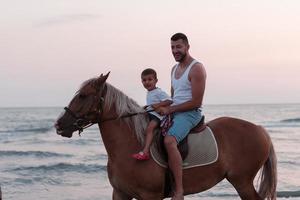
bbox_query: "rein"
[62,82,155,135]
[64,106,154,135]
[101,109,155,122]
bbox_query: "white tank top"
[171,60,198,105]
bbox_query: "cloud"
[34,14,101,27]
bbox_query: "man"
[157,33,206,200]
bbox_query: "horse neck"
[98,106,141,161]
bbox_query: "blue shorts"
[167,109,202,143]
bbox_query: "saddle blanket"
[150,126,218,169]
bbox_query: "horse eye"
[78,94,86,99]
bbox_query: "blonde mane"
[103,83,148,144]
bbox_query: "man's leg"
[164,135,184,200]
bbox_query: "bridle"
[63,106,102,135]
[61,84,154,135]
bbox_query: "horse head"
[55,72,110,138]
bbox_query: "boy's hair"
[171,32,189,44]
[141,68,157,79]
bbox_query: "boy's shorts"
[167,109,202,143]
[148,113,161,124]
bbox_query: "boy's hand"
[143,105,149,109]
[151,104,160,109]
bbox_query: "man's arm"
[170,65,175,98]
[152,99,173,109]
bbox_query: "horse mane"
[77,78,147,144]
[104,83,148,145]
[76,78,95,94]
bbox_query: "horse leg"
[227,177,261,200]
[113,188,164,200]
[112,188,132,200]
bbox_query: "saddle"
[154,116,206,161]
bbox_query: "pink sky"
[1,0,300,107]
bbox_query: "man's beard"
[174,52,187,62]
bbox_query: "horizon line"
[1,102,299,109]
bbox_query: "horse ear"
[103,71,110,80]
[100,72,110,82]
[95,72,110,88]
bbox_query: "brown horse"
[55,73,277,200]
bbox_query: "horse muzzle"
[54,121,74,138]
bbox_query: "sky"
[1,0,300,107]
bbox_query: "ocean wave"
[199,190,300,198]
[9,162,107,174]
[264,124,300,128]
[0,150,73,158]
[14,177,34,184]
[82,154,108,162]
[280,118,300,123]
[278,160,299,165]
[277,190,300,198]
[67,138,100,145]
[10,176,82,187]
[200,193,237,197]
[0,127,53,133]
[201,191,300,198]
[260,118,300,128]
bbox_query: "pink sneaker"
[132,152,150,160]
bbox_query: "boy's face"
[141,74,157,91]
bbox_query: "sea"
[0,104,299,200]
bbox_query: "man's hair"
[171,33,189,44]
[141,68,157,79]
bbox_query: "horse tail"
[258,127,277,200]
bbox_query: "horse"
[54,73,277,200]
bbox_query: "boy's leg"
[142,120,158,154]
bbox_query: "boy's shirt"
[146,87,172,120]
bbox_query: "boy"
[132,68,172,160]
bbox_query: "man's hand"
[156,106,171,115]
